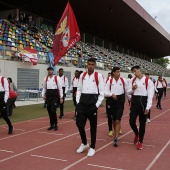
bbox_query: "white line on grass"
[145,140,170,170]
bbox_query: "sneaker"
[119,130,122,135]
[108,130,113,137]
[73,116,76,120]
[59,115,64,119]
[137,142,143,150]
[147,118,151,123]
[77,143,89,153]
[134,135,139,144]
[47,126,54,130]
[54,126,58,131]
[8,126,13,135]
[87,148,95,157]
[113,138,118,147]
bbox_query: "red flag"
[18,47,38,65]
[52,2,81,66]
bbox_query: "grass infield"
[0,100,75,125]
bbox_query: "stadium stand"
[0,17,170,76]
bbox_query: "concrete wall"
[0,60,169,88]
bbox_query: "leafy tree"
[153,57,169,68]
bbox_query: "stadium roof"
[0,0,170,59]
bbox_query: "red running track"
[0,94,170,170]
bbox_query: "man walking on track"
[104,67,128,147]
[42,67,63,131]
[105,72,113,137]
[145,73,155,123]
[0,75,13,134]
[76,58,104,157]
[155,76,164,110]
[69,70,80,120]
[128,66,154,150]
[57,68,69,119]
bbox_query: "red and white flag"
[18,47,37,65]
[52,2,81,66]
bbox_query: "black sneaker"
[113,138,118,147]
[47,126,54,130]
[8,126,13,135]
[59,115,64,119]
[73,116,76,120]
[54,126,58,131]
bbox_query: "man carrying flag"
[52,2,81,66]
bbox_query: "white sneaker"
[76,143,89,153]
[87,148,95,157]
[147,119,151,123]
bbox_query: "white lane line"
[87,164,123,170]
[152,109,170,121]
[0,150,14,153]
[62,108,170,170]
[0,122,106,163]
[145,140,170,170]
[31,154,67,162]
[122,142,156,147]
[0,111,106,141]
[0,116,49,127]
[2,127,25,131]
[0,104,169,165]
[63,130,133,170]
[38,131,63,136]
[77,136,106,141]
[0,120,74,141]
[28,121,48,123]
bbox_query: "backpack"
[63,76,66,82]
[1,77,16,99]
[82,72,99,93]
[45,76,58,87]
[132,77,149,90]
[155,80,164,88]
[109,77,125,92]
[45,76,60,97]
[1,76,4,88]
[105,76,110,83]
[72,76,78,85]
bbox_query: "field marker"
[31,154,67,162]
[122,142,156,147]
[38,131,63,136]
[0,150,14,153]
[145,140,170,170]
[87,164,123,170]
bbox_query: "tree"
[153,57,169,68]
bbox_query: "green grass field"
[0,100,75,125]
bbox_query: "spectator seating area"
[0,18,169,76]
